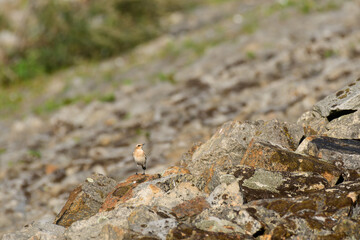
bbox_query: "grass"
[28,149,41,158]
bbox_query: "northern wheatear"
[133,143,147,175]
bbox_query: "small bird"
[133,143,147,175]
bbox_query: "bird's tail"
[142,166,146,170]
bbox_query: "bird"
[133,143,147,175]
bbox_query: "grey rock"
[54,173,117,227]
[189,120,303,176]
[296,136,360,171]
[232,166,329,202]
[3,215,65,240]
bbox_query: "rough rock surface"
[5,76,360,239]
[2,0,360,238]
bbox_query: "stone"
[313,79,360,118]
[167,223,250,240]
[188,120,304,176]
[172,196,210,219]
[298,78,360,138]
[128,205,177,239]
[207,181,243,208]
[240,140,342,186]
[232,166,329,202]
[54,173,117,227]
[3,215,65,240]
[100,174,160,212]
[297,136,360,171]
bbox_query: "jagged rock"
[246,180,360,238]
[54,173,117,227]
[128,205,177,239]
[172,197,210,219]
[207,181,243,208]
[231,166,329,202]
[298,78,360,138]
[297,136,360,171]
[2,215,65,240]
[64,207,132,240]
[185,120,304,193]
[100,174,161,212]
[167,223,251,240]
[189,120,303,176]
[240,140,342,186]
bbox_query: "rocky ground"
[4,77,360,239]
[1,0,360,238]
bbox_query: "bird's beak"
[142,143,146,146]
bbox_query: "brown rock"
[296,136,360,171]
[167,223,250,240]
[99,174,160,212]
[240,140,342,185]
[231,166,330,202]
[172,197,210,219]
[54,173,116,228]
[162,166,190,177]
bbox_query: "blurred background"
[0,0,360,237]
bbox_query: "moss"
[336,90,344,97]
[265,199,294,216]
[289,199,317,213]
[242,169,284,193]
[113,185,132,197]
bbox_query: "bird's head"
[135,143,145,149]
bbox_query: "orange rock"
[45,164,58,175]
[99,174,160,212]
[240,140,341,186]
[172,196,210,219]
[162,166,190,177]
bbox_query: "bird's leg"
[142,166,146,175]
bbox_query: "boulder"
[297,136,360,171]
[54,173,117,227]
[231,166,329,202]
[240,140,342,186]
[298,78,360,138]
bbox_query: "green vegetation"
[0,0,207,86]
[157,72,176,84]
[0,148,5,155]
[246,51,257,60]
[28,149,41,158]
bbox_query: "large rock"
[100,174,161,212]
[240,140,342,186]
[54,173,117,227]
[246,180,360,239]
[3,215,65,240]
[298,78,360,138]
[231,166,329,202]
[297,136,360,172]
[187,120,304,176]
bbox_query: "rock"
[298,78,360,138]
[128,205,177,239]
[297,136,360,171]
[64,207,132,240]
[167,223,250,240]
[207,181,243,208]
[325,110,360,139]
[54,173,117,227]
[3,215,65,240]
[172,196,210,219]
[232,166,329,202]
[246,180,360,238]
[188,120,304,176]
[100,174,160,212]
[313,79,360,118]
[240,140,342,186]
